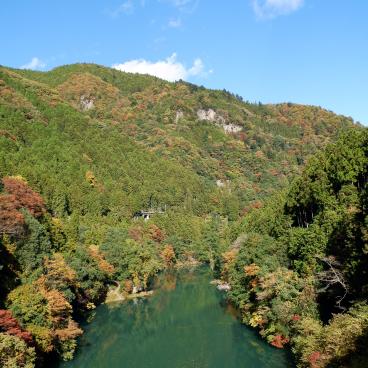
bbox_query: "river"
[59,267,293,368]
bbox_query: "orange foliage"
[35,274,83,346]
[308,351,322,368]
[244,263,260,276]
[238,132,247,142]
[249,278,259,289]
[123,280,133,293]
[255,150,264,159]
[89,245,115,275]
[268,168,279,176]
[129,226,143,242]
[0,194,25,235]
[250,200,263,209]
[46,289,72,326]
[2,176,45,217]
[149,224,165,243]
[160,244,176,265]
[270,335,289,349]
[37,276,72,326]
[221,249,238,278]
[0,130,17,141]
[222,250,237,264]
[54,320,83,341]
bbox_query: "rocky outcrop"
[197,109,242,134]
[197,109,225,124]
[175,110,184,123]
[80,95,94,111]
[223,123,242,133]
[217,282,231,291]
[105,282,154,303]
[210,279,231,291]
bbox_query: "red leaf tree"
[0,194,25,235]
[0,177,46,236]
[2,177,45,217]
[0,309,33,344]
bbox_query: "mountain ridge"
[0,62,363,367]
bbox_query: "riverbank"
[58,267,292,368]
[105,283,154,304]
[105,260,203,304]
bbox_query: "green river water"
[59,267,293,368]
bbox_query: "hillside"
[0,63,359,366]
[0,64,356,215]
[224,130,368,367]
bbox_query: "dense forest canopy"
[0,63,365,367]
[224,129,368,367]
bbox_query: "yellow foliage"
[2,234,16,255]
[249,313,264,328]
[85,170,97,187]
[27,325,54,353]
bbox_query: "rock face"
[197,109,225,123]
[223,123,242,133]
[175,110,184,123]
[197,109,242,134]
[105,282,126,303]
[211,279,231,291]
[80,95,94,111]
[217,282,231,291]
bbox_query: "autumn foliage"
[0,62,361,366]
[160,244,176,265]
[0,309,33,344]
[270,334,289,349]
[2,177,45,217]
[0,176,45,236]
[128,226,143,242]
[308,351,322,368]
[36,276,83,350]
[149,224,165,243]
[43,254,77,290]
[0,194,25,235]
[88,245,115,275]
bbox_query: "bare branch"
[316,255,348,309]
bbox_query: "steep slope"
[0,63,359,366]
[2,64,356,213]
[224,129,368,367]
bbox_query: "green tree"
[0,333,36,368]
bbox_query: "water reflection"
[59,267,292,368]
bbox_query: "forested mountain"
[224,130,368,367]
[0,63,362,367]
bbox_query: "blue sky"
[1,0,367,124]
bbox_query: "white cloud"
[112,53,211,81]
[108,1,134,17]
[20,57,46,70]
[168,17,182,28]
[161,0,199,13]
[252,0,303,19]
[171,0,193,6]
[188,58,204,76]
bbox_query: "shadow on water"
[57,267,294,368]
